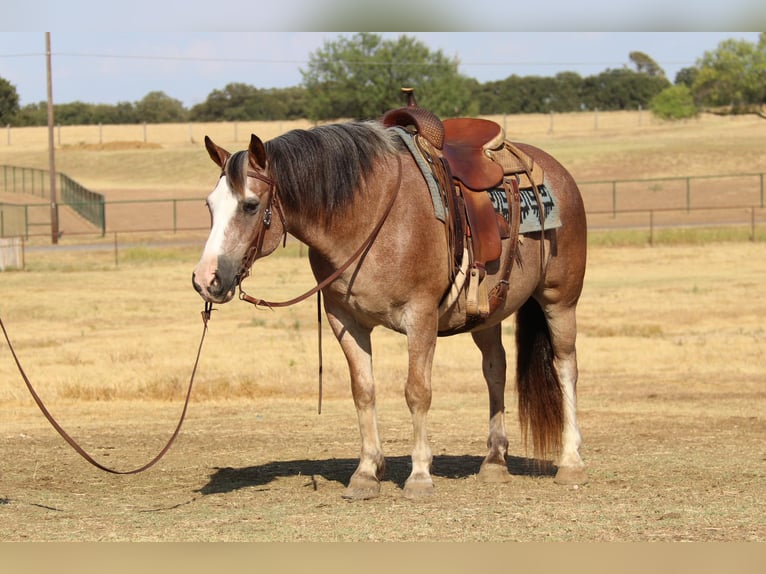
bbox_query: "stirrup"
[466,264,489,318]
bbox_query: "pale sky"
[1,1,763,108]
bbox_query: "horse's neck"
[284,187,385,265]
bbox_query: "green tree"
[691,37,766,116]
[134,91,187,123]
[629,51,665,77]
[301,32,476,120]
[650,85,698,120]
[0,76,20,125]
[581,68,670,110]
[674,66,699,88]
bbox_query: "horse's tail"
[515,297,563,461]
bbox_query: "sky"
[1,1,763,109]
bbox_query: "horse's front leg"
[402,312,439,499]
[324,307,385,500]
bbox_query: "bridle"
[237,168,287,284]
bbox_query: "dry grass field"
[0,111,764,543]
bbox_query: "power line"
[0,50,696,69]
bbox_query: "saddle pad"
[487,183,562,234]
[391,126,447,222]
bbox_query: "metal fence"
[1,167,765,241]
[1,165,106,235]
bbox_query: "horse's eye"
[242,201,259,215]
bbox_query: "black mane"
[264,121,400,219]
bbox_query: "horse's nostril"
[211,273,221,290]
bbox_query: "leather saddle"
[382,89,543,319]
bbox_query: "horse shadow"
[198,454,556,495]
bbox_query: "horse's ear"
[248,134,266,169]
[205,135,230,169]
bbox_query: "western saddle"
[382,88,547,319]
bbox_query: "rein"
[0,302,214,475]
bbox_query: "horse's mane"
[264,121,400,219]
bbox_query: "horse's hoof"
[402,476,435,500]
[341,475,380,500]
[554,465,589,485]
[477,462,513,483]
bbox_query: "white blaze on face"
[194,176,240,293]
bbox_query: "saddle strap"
[487,177,521,314]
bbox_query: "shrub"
[650,85,698,120]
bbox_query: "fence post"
[143,123,147,143]
[100,198,106,237]
[686,177,691,212]
[760,173,764,208]
[752,207,756,242]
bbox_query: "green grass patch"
[588,225,765,247]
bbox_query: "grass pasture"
[0,111,764,542]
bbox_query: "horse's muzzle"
[191,271,237,304]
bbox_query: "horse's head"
[192,134,285,304]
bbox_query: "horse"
[192,117,588,500]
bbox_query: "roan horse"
[192,111,588,500]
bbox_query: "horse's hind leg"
[472,324,513,483]
[545,302,588,485]
[324,307,385,500]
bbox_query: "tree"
[650,85,698,120]
[134,91,187,123]
[674,66,699,88]
[691,37,766,116]
[0,76,20,125]
[629,51,665,77]
[301,33,476,121]
[581,68,670,111]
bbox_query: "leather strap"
[0,303,213,475]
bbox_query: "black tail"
[515,298,563,461]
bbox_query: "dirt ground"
[0,242,764,542]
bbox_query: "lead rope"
[0,302,213,475]
[317,291,323,415]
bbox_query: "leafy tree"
[0,76,20,125]
[301,32,476,120]
[134,91,187,123]
[650,85,698,120]
[691,37,766,116]
[674,66,699,89]
[581,68,670,110]
[629,51,665,77]
[189,84,306,121]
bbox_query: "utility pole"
[46,32,59,244]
